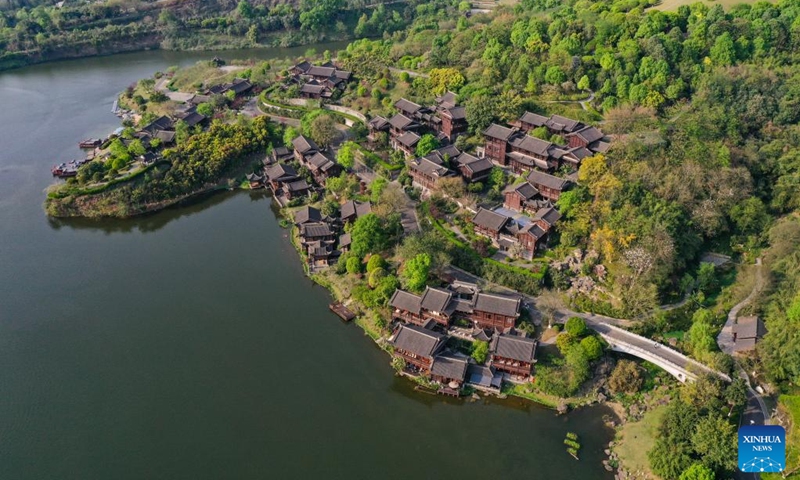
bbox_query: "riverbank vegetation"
[45,117,277,217]
[0,0,445,71]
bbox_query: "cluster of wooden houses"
[291,201,371,267]
[368,92,468,157]
[388,281,537,393]
[253,134,347,204]
[405,144,495,190]
[286,60,353,100]
[483,112,609,175]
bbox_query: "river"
[0,45,615,479]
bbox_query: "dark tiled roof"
[546,114,582,133]
[265,163,298,181]
[179,111,206,127]
[410,157,452,178]
[308,66,336,77]
[526,170,570,191]
[295,205,322,224]
[519,111,548,127]
[388,114,416,131]
[396,131,421,147]
[272,146,292,159]
[341,200,371,220]
[456,153,493,175]
[474,292,521,317]
[334,70,352,81]
[300,222,333,238]
[733,316,766,339]
[567,146,592,160]
[300,83,326,95]
[395,98,422,115]
[228,78,252,94]
[507,151,550,170]
[568,125,604,143]
[246,172,263,181]
[390,324,446,358]
[369,116,389,130]
[467,364,502,388]
[483,123,516,141]
[589,140,611,153]
[436,91,457,107]
[519,223,546,239]
[292,60,312,73]
[431,354,468,382]
[420,287,454,314]
[339,232,351,248]
[292,135,318,154]
[442,106,466,120]
[435,144,461,159]
[285,179,310,192]
[506,181,539,200]
[532,206,562,226]
[390,289,423,314]
[471,208,510,232]
[308,152,335,170]
[143,115,174,133]
[491,333,536,362]
[154,130,176,143]
[509,135,552,156]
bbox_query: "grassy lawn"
[763,394,800,479]
[651,0,774,11]
[614,405,667,480]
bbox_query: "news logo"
[738,425,786,473]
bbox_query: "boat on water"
[78,138,102,148]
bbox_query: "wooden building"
[490,333,537,377]
[264,163,299,192]
[453,152,493,183]
[526,171,570,202]
[468,292,522,331]
[246,172,264,189]
[340,200,371,224]
[430,354,469,387]
[389,290,425,325]
[471,208,511,241]
[482,123,516,165]
[392,131,421,158]
[732,316,767,355]
[388,324,447,373]
[408,155,454,189]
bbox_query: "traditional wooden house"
[292,135,319,163]
[305,240,337,267]
[566,125,603,149]
[387,113,420,137]
[514,223,547,255]
[264,163,300,192]
[388,324,447,373]
[367,115,390,143]
[408,155,455,189]
[435,92,468,142]
[246,172,264,189]
[289,60,312,76]
[469,292,522,331]
[395,98,423,118]
[282,179,311,200]
[305,152,340,185]
[430,354,469,388]
[545,114,583,136]
[419,287,456,326]
[482,123,516,165]
[466,364,503,391]
[471,208,511,241]
[507,135,561,173]
[393,131,421,158]
[490,333,537,377]
[531,206,562,232]
[389,289,425,325]
[294,205,324,225]
[338,232,351,253]
[299,81,332,99]
[732,316,766,355]
[526,171,570,201]
[515,111,549,133]
[177,110,207,128]
[299,222,336,244]
[340,200,371,224]
[453,152,493,183]
[503,182,540,214]
[270,146,294,164]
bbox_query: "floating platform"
[329,302,356,322]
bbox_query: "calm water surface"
[0,46,615,479]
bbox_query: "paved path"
[718,258,764,355]
[388,67,429,79]
[543,90,595,111]
[442,264,730,382]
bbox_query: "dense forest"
[0,0,436,70]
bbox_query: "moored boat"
[79,138,102,148]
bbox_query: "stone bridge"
[587,320,731,383]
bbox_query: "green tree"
[472,340,489,364]
[402,253,431,292]
[366,254,387,273]
[196,103,214,117]
[579,335,603,360]
[309,114,338,147]
[368,267,387,288]
[127,139,146,157]
[346,256,363,275]
[577,75,590,91]
[415,134,440,157]
[336,141,357,169]
[608,360,643,394]
[710,32,736,66]
[428,67,465,95]
[350,213,389,257]
[691,415,737,472]
[679,463,714,480]
[565,317,588,337]
[696,263,717,294]
[283,126,300,148]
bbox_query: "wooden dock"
[329,302,356,322]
